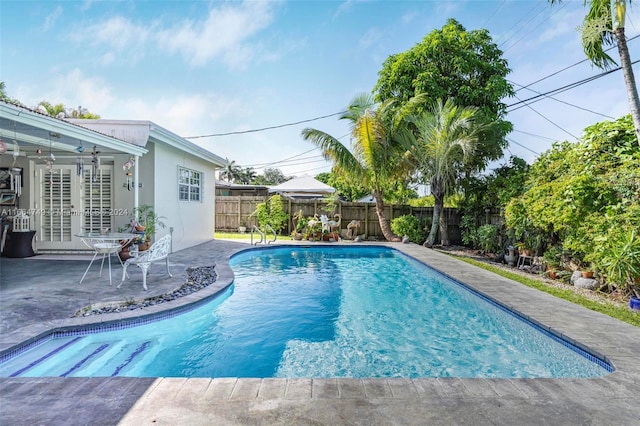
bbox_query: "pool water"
[0,246,610,378]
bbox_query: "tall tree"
[219,159,242,182]
[551,0,640,146]
[302,93,410,241]
[374,18,513,173]
[253,168,289,185]
[400,98,481,246]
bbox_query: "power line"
[506,59,639,112]
[241,148,320,168]
[482,0,506,27]
[496,2,547,48]
[501,3,558,52]
[512,129,557,141]
[507,138,540,156]
[185,111,346,139]
[513,94,579,139]
[509,80,615,119]
[515,34,639,93]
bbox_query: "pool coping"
[1,241,639,425]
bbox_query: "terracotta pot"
[581,271,594,279]
[135,225,146,232]
[119,247,131,261]
[138,242,150,251]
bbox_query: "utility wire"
[507,138,540,156]
[512,129,557,141]
[506,59,639,111]
[185,111,346,139]
[482,0,505,27]
[497,2,547,48]
[513,94,579,139]
[515,34,639,93]
[241,147,319,168]
[501,3,558,52]
[509,80,615,119]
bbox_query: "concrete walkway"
[0,240,638,425]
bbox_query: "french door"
[34,163,113,250]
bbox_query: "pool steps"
[0,336,156,378]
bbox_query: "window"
[178,167,202,202]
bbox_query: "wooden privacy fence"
[215,196,469,244]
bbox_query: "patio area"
[1,239,639,425]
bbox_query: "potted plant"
[130,205,166,251]
[543,245,564,279]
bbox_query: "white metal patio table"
[76,232,137,286]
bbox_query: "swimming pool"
[0,246,611,378]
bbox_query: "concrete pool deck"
[0,239,639,425]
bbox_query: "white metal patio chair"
[118,234,172,290]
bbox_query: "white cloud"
[43,5,63,31]
[83,16,151,51]
[156,1,276,68]
[359,27,383,49]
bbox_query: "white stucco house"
[0,101,226,253]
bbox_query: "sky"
[1,0,639,180]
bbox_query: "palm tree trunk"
[615,27,640,147]
[373,190,401,242]
[425,202,441,247]
[439,207,449,246]
[425,179,444,247]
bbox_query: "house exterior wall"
[151,141,217,252]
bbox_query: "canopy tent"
[268,175,335,199]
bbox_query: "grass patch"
[453,255,640,328]
[215,231,252,240]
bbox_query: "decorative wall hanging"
[91,145,101,182]
[9,167,22,197]
[76,156,84,176]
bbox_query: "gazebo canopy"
[268,175,335,198]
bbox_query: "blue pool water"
[0,246,610,378]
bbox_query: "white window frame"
[178,166,203,202]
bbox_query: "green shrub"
[253,195,289,234]
[460,215,479,248]
[391,215,423,243]
[477,224,501,254]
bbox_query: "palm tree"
[219,159,242,183]
[238,167,257,184]
[400,99,481,246]
[551,0,640,146]
[302,93,410,242]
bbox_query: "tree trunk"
[615,27,640,147]
[425,202,441,247]
[373,190,401,242]
[439,207,449,246]
[425,179,444,247]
